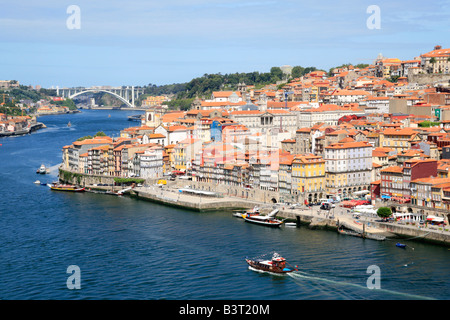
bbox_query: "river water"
[0,109,449,300]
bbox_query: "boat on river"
[396,243,407,248]
[232,206,260,218]
[243,209,283,227]
[36,164,47,174]
[246,252,298,274]
[50,183,85,192]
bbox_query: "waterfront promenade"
[131,183,450,246]
[58,165,450,246]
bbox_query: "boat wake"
[287,271,435,300]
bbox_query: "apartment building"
[291,154,326,204]
[324,141,373,198]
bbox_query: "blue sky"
[1,0,449,88]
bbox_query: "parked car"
[320,202,332,210]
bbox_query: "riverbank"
[85,106,147,111]
[35,109,81,117]
[132,184,450,247]
[0,122,46,137]
[57,168,450,247]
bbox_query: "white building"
[154,125,188,146]
[324,141,373,197]
[326,89,371,106]
[210,91,243,103]
[363,96,391,114]
[135,146,164,179]
[298,104,365,128]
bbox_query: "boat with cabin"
[232,206,260,218]
[246,252,298,274]
[50,183,85,192]
[37,164,47,174]
[243,208,283,227]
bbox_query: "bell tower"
[258,93,268,112]
[143,108,162,127]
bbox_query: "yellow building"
[310,86,319,103]
[141,95,169,107]
[379,128,421,153]
[62,145,71,169]
[172,138,202,171]
[292,154,325,203]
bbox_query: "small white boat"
[34,180,41,184]
[243,214,283,227]
[284,222,297,227]
[37,164,46,174]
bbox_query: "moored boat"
[50,183,85,192]
[396,243,406,248]
[232,206,260,218]
[37,164,46,174]
[243,214,283,227]
[246,253,298,274]
[242,208,282,227]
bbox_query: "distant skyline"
[1,0,449,88]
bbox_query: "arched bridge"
[56,86,145,108]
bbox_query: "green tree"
[291,66,305,79]
[270,67,283,82]
[377,207,392,220]
[76,135,93,141]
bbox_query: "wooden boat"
[246,253,298,274]
[50,183,85,192]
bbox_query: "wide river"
[0,109,449,300]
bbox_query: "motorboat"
[232,206,260,218]
[37,164,46,174]
[243,215,283,227]
[50,183,85,192]
[246,252,298,274]
[34,180,41,184]
[243,208,283,227]
[396,243,407,248]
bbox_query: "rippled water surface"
[1,110,449,300]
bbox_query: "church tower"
[258,93,268,112]
[143,108,162,127]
